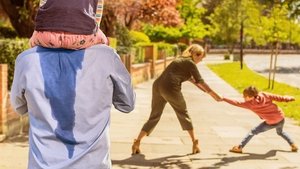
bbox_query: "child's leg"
[29,31,63,48]
[30,29,108,49]
[61,28,108,49]
[275,119,295,145]
[240,121,273,148]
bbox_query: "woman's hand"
[208,91,222,102]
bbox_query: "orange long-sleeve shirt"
[223,92,294,125]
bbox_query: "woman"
[132,44,221,155]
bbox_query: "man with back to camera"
[10,44,135,169]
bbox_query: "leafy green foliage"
[142,24,182,43]
[115,24,133,54]
[0,27,18,38]
[246,4,291,46]
[0,38,30,89]
[178,0,210,39]
[129,31,151,44]
[156,42,177,59]
[208,0,242,46]
[289,21,300,45]
[208,62,300,123]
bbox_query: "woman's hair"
[243,86,259,97]
[181,44,205,58]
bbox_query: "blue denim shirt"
[10,45,135,169]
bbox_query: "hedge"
[0,38,30,89]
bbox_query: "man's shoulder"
[17,45,118,61]
[86,44,118,58]
[16,47,40,63]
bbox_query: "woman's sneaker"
[229,145,243,153]
[291,144,298,152]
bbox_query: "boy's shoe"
[229,145,243,153]
[291,144,298,152]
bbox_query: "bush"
[0,27,18,39]
[132,42,177,64]
[0,38,30,89]
[224,53,230,60]
[129,31,150,44]
[156,42,177,59]
[115,24,133,54]
[177,43,188,55]
[143,24,182,43]
[132,42,152,64]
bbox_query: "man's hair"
[243,85,259,97]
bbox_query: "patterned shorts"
[29,28,108,50]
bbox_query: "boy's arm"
[263,92,295,102]
[223,97,250,109]
[111,51,135,113]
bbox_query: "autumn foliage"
[141,0,182,26]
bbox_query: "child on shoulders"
[30,0,108,50]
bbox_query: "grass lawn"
[207,62,300,124]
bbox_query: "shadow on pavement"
[112,154,193,169]
[190,150,294,169]
[257,66,300,74]
[214,149,283,167]
[2,134,29,147]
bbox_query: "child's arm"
[263,92,295,102]
[222,97,251,109]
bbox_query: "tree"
[246,3,291,89]
[101,0,181,37]
[141,0,181,27]
[178,0,210,42]
[209,0,242,54]
[0,0,38,37]
[201,0,223,24]
[101,0,144,37]
[209,0,261,69]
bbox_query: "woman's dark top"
[156,57,204,91]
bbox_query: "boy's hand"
[290,96,295,101]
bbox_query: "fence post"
[126,54,132,74]
[0,64,8,140]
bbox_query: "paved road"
[1,56,300,169]
[205,53,300,88]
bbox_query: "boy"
[222,86,298,153]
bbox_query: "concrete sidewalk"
[110,63,300,169]
[0,62,299,169]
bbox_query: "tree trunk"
[271,42,279,89]
[239,21,244,70]
[0,0,37,38]
[268,45,274,89]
